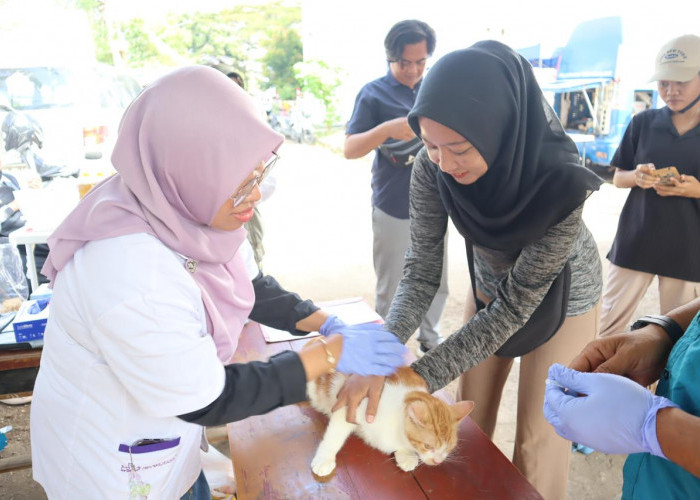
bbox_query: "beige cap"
[650,34,700,82]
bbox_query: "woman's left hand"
[653,174,700,198]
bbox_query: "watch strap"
[630,314,684,344]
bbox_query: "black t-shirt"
[607,108,700,281]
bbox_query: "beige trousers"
[458,287,600,500]
[600,264,700,337]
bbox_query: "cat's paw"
[394,450,419,471]
[311,455,337,477]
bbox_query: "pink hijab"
[42,66,284,362]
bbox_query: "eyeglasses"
[388,58,428,71]
[231,152,279,207]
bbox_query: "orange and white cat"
[307,367,474,477]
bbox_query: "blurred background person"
[344,19,447,356]
[600,34,700,337]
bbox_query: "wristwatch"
[630,314,684,344]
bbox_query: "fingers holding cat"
[332,375,386,424]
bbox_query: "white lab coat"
[31,233,225,499]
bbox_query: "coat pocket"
[118,437,181,498]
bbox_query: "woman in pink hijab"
[29,66,405,499]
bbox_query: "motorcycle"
[0,104,79,182]
[268,106,316,145]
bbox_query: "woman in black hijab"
[336,41,603,499]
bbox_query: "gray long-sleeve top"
[386,152,602,392]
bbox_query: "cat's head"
[403,392,474,466]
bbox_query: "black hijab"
[408,40,602,252]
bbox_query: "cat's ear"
[407,401,429,428]
[451,400,475,422]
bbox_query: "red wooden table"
[0,347,42,399]
[228,323,543,499]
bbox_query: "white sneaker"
[0,395,32,405]
[415,337,444,358]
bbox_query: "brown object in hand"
[1,297,23,314]
[650,166,680,186]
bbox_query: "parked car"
[0,64,142,173]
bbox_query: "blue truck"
[536,16,660,181]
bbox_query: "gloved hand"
[319,314,347,336]
[334,323,407,377]
[543,363,678,458]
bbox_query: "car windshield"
[0,67,77,110]
[0,66,135,111]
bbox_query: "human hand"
[634,163,659,189]
[332,374,386,424]
[319,314,346,336]
[384,117,416,141]
[653,174,700,199]
[26,176,42,189]
[335,323,407,377]
[544,364,678,457]
[569,328,672,386]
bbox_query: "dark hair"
[384,20,436,61]
[210,63,246,90]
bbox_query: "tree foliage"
[60,1,343,128]
[262,28,303,99]
[67,0,113,64]
[68,0,303,93]
[295,59,343,129]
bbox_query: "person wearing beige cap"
[599,34,700,339]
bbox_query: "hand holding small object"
[568,329,671,387]
[634,163,659,189]
[543,363,677,457]
[653,173,700,199]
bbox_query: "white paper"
[260,297,381,343]
[260,325,320,343]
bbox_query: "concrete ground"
[1,138,662,499]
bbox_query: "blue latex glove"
[543,363,678,458]
[333,323,407,377]
[319,314,346,336]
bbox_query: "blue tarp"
[518,44,541,61]
[540,77,612,93]
[517,44,561,69]
[557,16,622,80]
